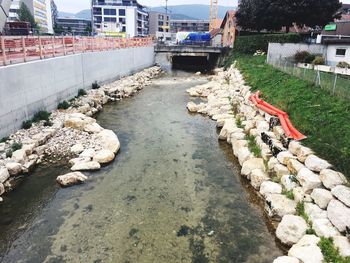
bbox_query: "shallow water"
[0,70,283,263]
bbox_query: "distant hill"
[58,4,236,20]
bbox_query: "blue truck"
[178,32,211,46]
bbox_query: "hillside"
[58,4,236,20]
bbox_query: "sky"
[55,0,237,13]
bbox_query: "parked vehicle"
[177,32,211,46]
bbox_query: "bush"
[304,54,316,64]
[0,137,9,143]
[313,56,325,65]
[43,120,53,127]
[22,120,32,129]
[77,89,87,97]
[294,51,311,63]
[11,142,22,151]
[337,61,350,68]
[92,81,100,90]
[6,149,12,158]
[234,33,302,54]
[32,110,51,123]
[57,100,70,110]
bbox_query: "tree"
[236,0,342,33]
[17,2,37,29]
[85,24,92,35]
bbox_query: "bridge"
[154,44,224,70]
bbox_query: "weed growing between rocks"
[11,142,22,151]
[77,89,87,97]
[245,134,261,157]
[0,137,9,143]
[32,111,51,123]
[6,149,12,158]
[57,101,70,110]
[22,120,32,130]
[319,237,350,263]
[282,189,294,200]
[236,117,244,129]
[296,202,316,234]
[92,81,101,90]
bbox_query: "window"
[122,26,126,32]
[119,9,125,16]
[104,17,116,22]
[336,48,346,56]
[103,9,116,16]
[119,17,126,24]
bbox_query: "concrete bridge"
[155,44,224,70]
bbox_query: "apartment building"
[148,11,170,35]
[56,17,92,36]
[92,0,148,37]
[0,0,12,33]
[170,20,209,33]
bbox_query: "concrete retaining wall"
[0,46,155,138]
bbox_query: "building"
[148,11,169,35]
[170,20,209,33]
[92,0,148,37]
[220,10,236,48]
[56,17,91,36]
[1,0,12,33]
[337,4,350,21]
[210,28,222,47]
[7,0,54,33]
[51,0,57,28]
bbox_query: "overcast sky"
[55,0,237,13]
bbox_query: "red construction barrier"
[250,91,307,141]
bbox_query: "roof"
[324,38,350,45]
[321,20,350,36]
[210,28,222,37]
[220,10,236,29]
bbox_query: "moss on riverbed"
[224,53,350,179]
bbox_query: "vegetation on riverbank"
[224,53,350,178]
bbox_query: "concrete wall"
[326,45,350,66]
[0,46,155,138]
[267,43,326,64]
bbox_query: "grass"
[245,134,262,157]
[282,189,294,200]
[32,110,51,123]
[319,237,350,263]
[77,89,87,97]
[0,137,9,143]
[11,142,22,151]
[22,120,32,130]
[57,100,70,110]
[236,117,244,129]
[296,202,315,234]
[224,52,350,179]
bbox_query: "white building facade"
[92,0,148,37]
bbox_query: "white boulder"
[265,194,296,220]
[287,159,305,175]
[56,172,87,187]
[71,161,101,171]
[250,169,269,190]
[187,101,199,112]
[297,146,313,163]
[274,164,290,177]
[273,256,299,263]
[297,168,322,193]
[281,175,298,191]
[5,162,22,176]
[70,144,84,154]
[241,158,265,179]
[331,185,350,207]
[97,129,120,153]
[276,215,308,246]
[288,235,323,263]
[304,155,331,172]
[79,149,96,159]
[93,149,115,164]
[277,151,297,165]
[0,167,10,184]
[12,149,26,165]
[333,236,350,257]
[310,188,333,209]
[327,199,350,232]
[260,181,282,197]
[312,218,340,238]
[319,169,347,190]
[304,203,327,222]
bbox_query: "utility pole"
[91,0,94,36]
[165,0,168,32]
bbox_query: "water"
[0,70,283,263]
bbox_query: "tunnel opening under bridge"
[171,54,220,72]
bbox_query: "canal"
[0,70,283,262]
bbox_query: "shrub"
[236,117,244,128]
[283,189,294,200]
[337,61,350,68]
[294,51,310,63]
[234,33,302,54]
[32,110,51,123]
[92,81,100,90]
[57,100,70,110]
[11,142,22,151]
[43,120,53,127]
[78,89,87,97]
[0,137,9,143]
[22,120,32,130]
[304,54,316,64]
[313,56,325,65]
[246,135,262,157]
[6,149,12,158]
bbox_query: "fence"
[0,36,153,66]
[270,59,350,99]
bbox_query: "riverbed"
[0,70,283,262]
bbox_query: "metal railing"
[270,59,350,99]
[0,36,153,67]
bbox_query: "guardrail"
[0,36,153,66]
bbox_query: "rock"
[219,119,237,140]
[64,113,96,130]
[311,188,333,209]
[274,164,290,178]
[277,151,297,165]
[333,236,350,257]
[0,183,5,195]
[273,126,285,139]
[265,194,296,220]
[260,181,282,197]
[195,71,201,75]
[84,123,104,133]
[22,160,36,173]
[69,157,91,166]
[97,129,120,153]
[331,185,350,207]
[70,144,84,154]
[327,199,350,232]
[187,102,199,112]
[276,215,308,245]
[312,218,340,238]
[56,172,87,187]
[237,147,252,166]
[93,149,115,164]
[297,146,313,163]
[281,175,298,191]
[319,169,347,190]
[288,141,301,156]
[71,161,101,171]
[0,167,10,183]
[241,158,265,179]
[304,203,327,222]
[250,169,269,190]
[268,157,279,170]
[293,187,309,203]
[79,149,96,159]
[5,163,22,176]
[273,256,299,263]
[288,235,323,263]
[0,143,5,152]
[12,149,26,165]
[22,143,35,155]
[287,159,305,175]
[232,140,247,156]
[304,155,331,172]
[297,168,322,194]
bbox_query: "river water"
[0,70,283,263]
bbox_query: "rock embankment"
[186,64,350,262]
[0,66,162,199]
